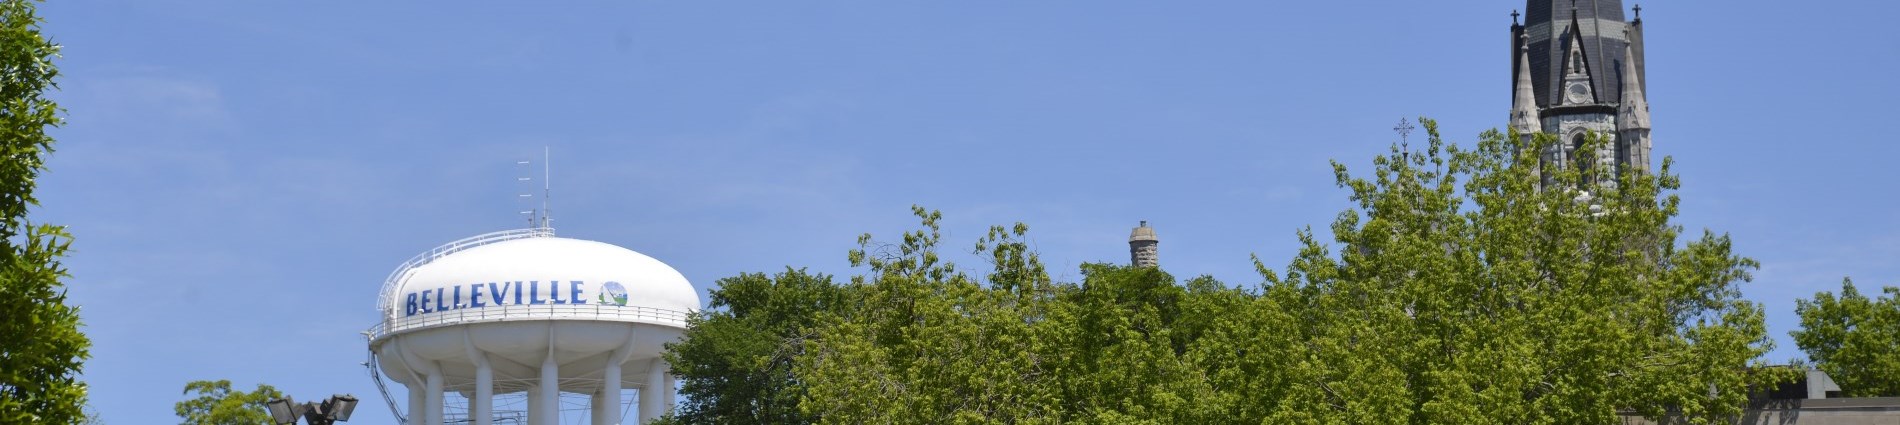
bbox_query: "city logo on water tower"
[599,281,629,306]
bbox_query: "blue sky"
[33,1,1900,423]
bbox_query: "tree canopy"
[174,380,283,425]
[0,0,89,423]
[1792,279,1900,397]
[664,268,850,424]
[1233,120,1782,423]
[663,120,1784,424]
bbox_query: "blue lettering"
[392,281,610,313]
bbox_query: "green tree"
[1247,120,1783,423]
[669,120,1786,424]
[0,0,89,423]
[174,380,282,425]
[1792,278,1900,397]
[1043,264,1230,423]
[796,209,1065,424]
[663,268,850,424]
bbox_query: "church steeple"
[1511,39,1541,137]
[1510,1,1649,177]
[1617,41,1651,173]
[1616,44,1649,130]
[1517,0,1631,109]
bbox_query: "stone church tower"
[1510,0,1651,176]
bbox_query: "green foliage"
[1792,279,1900,397]
[0,0,89,423]
[665,120,1783,424]
[1253,119,1785,423]
[173,380,282,425]
[1044,266,1235,424]
[663,268,850,424]
[797,207,1064,424]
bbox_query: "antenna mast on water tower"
[516,147,554,230]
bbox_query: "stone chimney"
[1129,221,1158,268]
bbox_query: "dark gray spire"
[1518,0,1635,109]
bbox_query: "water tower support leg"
[597,358,620,425]
[465,334,494,425]
[408,386,425,425]
[425,369,444,425]
[589,390,604,424]
[664,372,675,410]
[539,355,560,425]
[638,359,666,424]
[472,361,492,425]
[527,385,544,425]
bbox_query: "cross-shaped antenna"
[1393,117,1416,155]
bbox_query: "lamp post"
[267,394,358,425]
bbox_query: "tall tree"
[1792,279,1900,397]
[663,268,849,424]
[668,120,1786,423]
[796,208,1065,423]
[173,380,282,425]
[0,0,89,423]
[1250,119,1783,423]
[1043,264,1223,423]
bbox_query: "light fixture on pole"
[266,396,302,425]
[318,394,358,423]
[266,394,358,425]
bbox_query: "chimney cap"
[1129,221,1158,242]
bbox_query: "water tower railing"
[444,409,526,424]
[366,303,692,341]
[375,228,557,315]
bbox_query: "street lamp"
[266,394,359,425]
[321,394,358,423]
[265,397,300,425]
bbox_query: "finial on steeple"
[1632,4,1642,20]
[1511,9,1520,25]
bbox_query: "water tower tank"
[366,228,699,425]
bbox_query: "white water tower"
[365,228,699,425]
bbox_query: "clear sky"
[32,1,1900,423]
